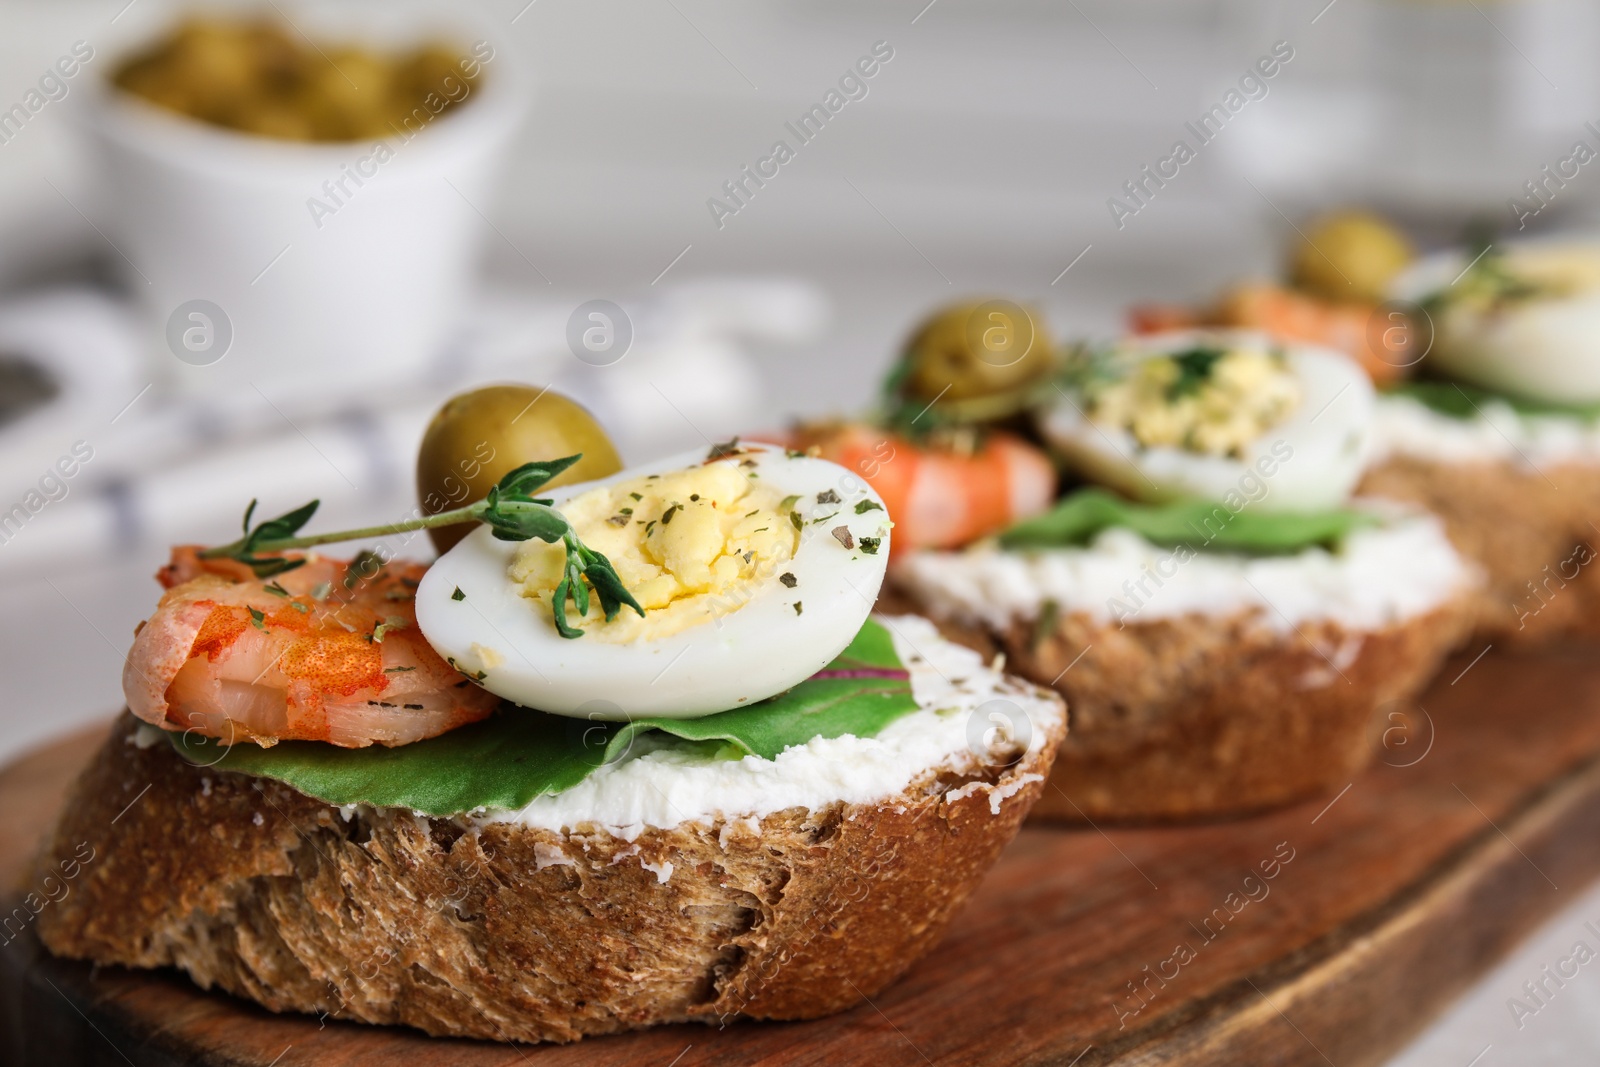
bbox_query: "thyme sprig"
[199,454,644,639]
[1417,222,1549,319]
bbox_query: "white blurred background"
[3,1,1600,1062]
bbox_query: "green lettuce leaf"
[999,488,1377,554]
[1384,380,1600,422]
[604,618,914,762]
[169,620,917,817]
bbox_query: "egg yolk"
[1471,246,1600,303]
[509,460,799,642]
[1088,346,1301,458]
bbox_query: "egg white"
[1038,329,1374,511]
[414,443,892,720]
[1393,240,1600,404]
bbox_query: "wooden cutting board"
[5,642,1600,1067]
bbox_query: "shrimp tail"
[124,581,227,728]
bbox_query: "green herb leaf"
[855,500,884,514]
[170,620,917,816]
[451,586,466,602]
[371,617,407,643]
[224,497,321,578]
[579,545,644,622]
[1166,346,1226,400]
[247,606,267,631]
[495,455,582,499]
[707,436,742,461]
[344,549,382,590]
[446,656,487,682]
[549,573,583,638]
[999,488,1379,554]
[247,499,319,548]
[483,498,569,543]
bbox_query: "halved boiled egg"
[414,442,892,719]
[1038,329,1373,511]
[1393,240,1600,404]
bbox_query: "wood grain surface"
[4,642,1600,1066]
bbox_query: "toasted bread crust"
[911,602,1467,823]
[33,712,1060,1043]
[1360,455,1600,644]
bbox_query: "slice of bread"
[1360,455,1600,644]
[889,519,1473,823]
[927,605,1465,823]
[33,616,1064,1044]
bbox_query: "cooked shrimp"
[125,547,499,748]
[1131,282,1413,385]
[792,424,1055,550]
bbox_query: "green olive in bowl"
[900,299,1055,403]
[416,385,623,553]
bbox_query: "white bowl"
[84,9,528,396]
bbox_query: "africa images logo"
[1106,41,1294,230]
[706,41,895,230]
[305,41,495,230]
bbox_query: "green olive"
[416,385,623,554]
[1290,210,1414,304]
[900,299,1055,403]
[111,17,481,144]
